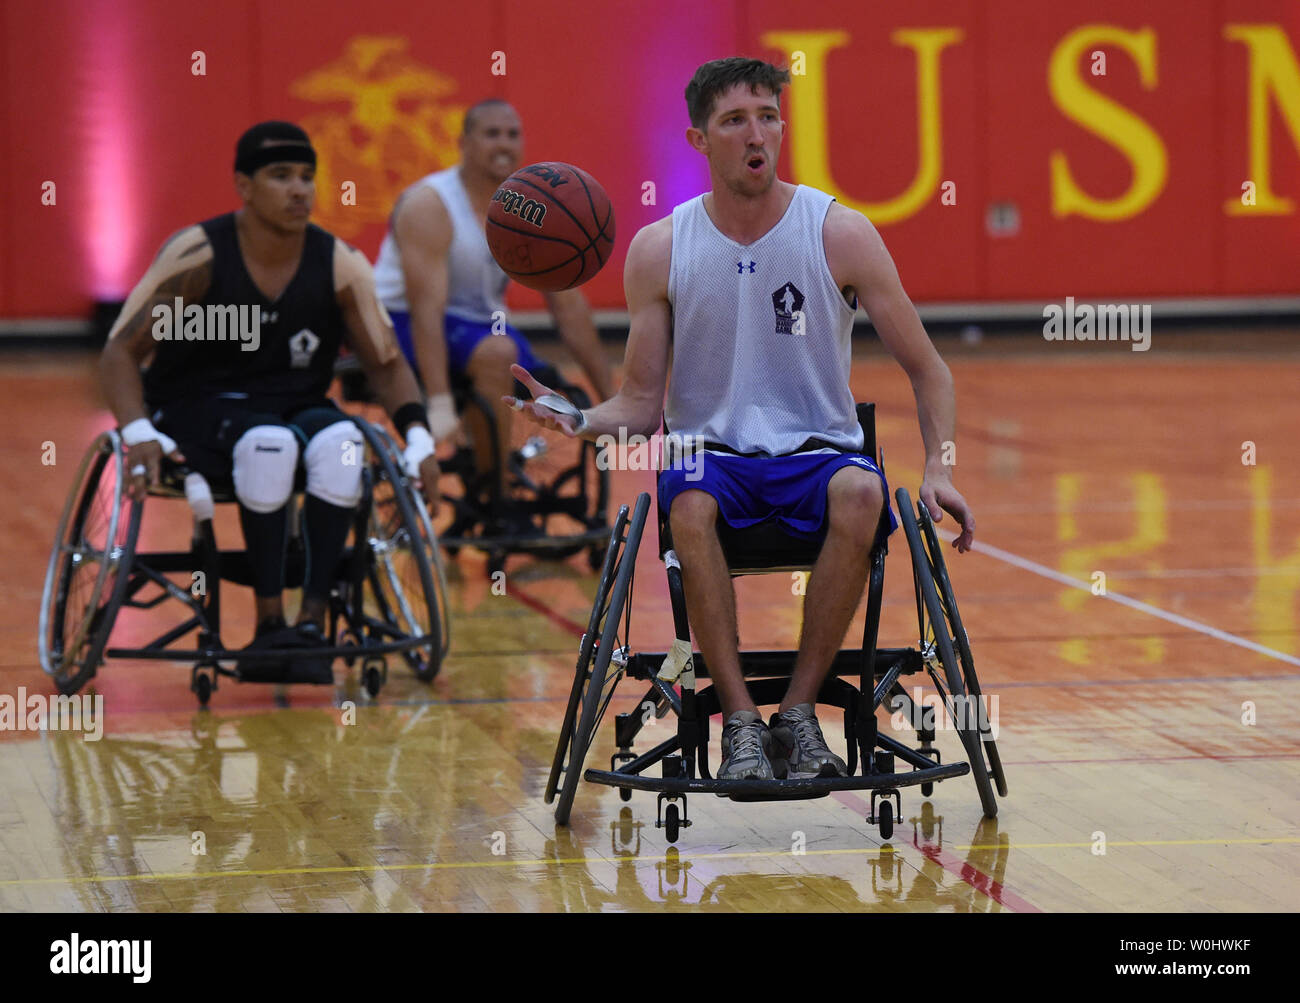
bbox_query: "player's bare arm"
[508,218,671,440]
[541,287,615,401]
[823,202,975,551]
[99,225,213,499]
[335,242,441,507]
[392,184,456,439]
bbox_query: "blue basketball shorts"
[388,309,542,379]
[658,450,898,546]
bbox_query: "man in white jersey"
[373,99,614,522]
[509,58,975,780]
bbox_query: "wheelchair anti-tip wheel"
[896,487,1000,818]
[546,493,650,825]
[39,431,142,696]
[357,421,451,683]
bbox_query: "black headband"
[234,121,317,176]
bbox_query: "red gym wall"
[2,0,1299,319]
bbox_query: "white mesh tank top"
[665,184,862,456]
[374,166,508,322]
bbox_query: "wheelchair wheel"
[547,492,650,825]
[897,488,998,819]
[448,380,610,558]
[356,421,450,682]
[38,431,142,695]
[916,499,1008,798]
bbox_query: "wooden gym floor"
[1,329,1298,912]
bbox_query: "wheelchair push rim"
[39,430,142,693]
[896,487,999,818]
[355,420,450,680]
[549,493,649,826]
[915,496,1008,798]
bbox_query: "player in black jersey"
[99,121,440,682]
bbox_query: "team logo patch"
[289,328,320,369]
[771,282,805,335]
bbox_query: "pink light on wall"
[79,2,141,301]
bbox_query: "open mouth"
[746,155,765,172]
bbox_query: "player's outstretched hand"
[502,363,582,437]
[124,439,186,502]
[414,454,441,517]
[919,475,976,553]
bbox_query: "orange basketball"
[486,162,616,292]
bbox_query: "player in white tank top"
[508,60,975,778]
[373,100,613,503]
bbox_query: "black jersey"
[142,213,345,409]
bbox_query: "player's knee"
[467,332,519,379]
[828,468,883,536]
[232,425,299,514]
[669,490,718,539]
[304,420,365,508]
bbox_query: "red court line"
[831,791,1043,913]
[511,585,589,638]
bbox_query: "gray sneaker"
[769,703,848,779]
[718,710,774,780]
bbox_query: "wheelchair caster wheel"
[339,630,361,668]
[878,800,893,840]
[619,787,633,802]
[921,782,934,797]
[361,658,385,698]
[194,673,212,707]
[587,544,605,571]
[664,803,680,843]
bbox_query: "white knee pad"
[232,425,300,514]
[304,420,365,508]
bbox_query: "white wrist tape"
[403,426,435,478]
[425,393,457,442]
[532,394,588,433]
[121,417,178,456]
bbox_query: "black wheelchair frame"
[546,404,1007,842]
[437,365,611,575]
[337,356,611,576]
[38,417,450,707]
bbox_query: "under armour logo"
[736,260,756,274]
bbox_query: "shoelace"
[726,722,764,763]
[788,714,829,754]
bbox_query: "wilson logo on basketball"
[519,163,570,188]
[492,187,548,228]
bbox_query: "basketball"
[485,162,616,292]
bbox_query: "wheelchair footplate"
[583,759,968,802]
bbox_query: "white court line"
[934,530,1300,668]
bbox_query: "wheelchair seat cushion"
[658,450,897,557]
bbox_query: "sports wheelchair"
[38,417,450,707]
[546,404,1007,842]
[337,356,610,576]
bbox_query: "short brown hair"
[685,58,791,130]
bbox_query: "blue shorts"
[389,309,542,379]
[658,450,898,546]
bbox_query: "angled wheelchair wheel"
[548,492,651,825]
[356,421,450,682]
[897,487,999,819]
[916,499,1008,798]
[39,431,142,695]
